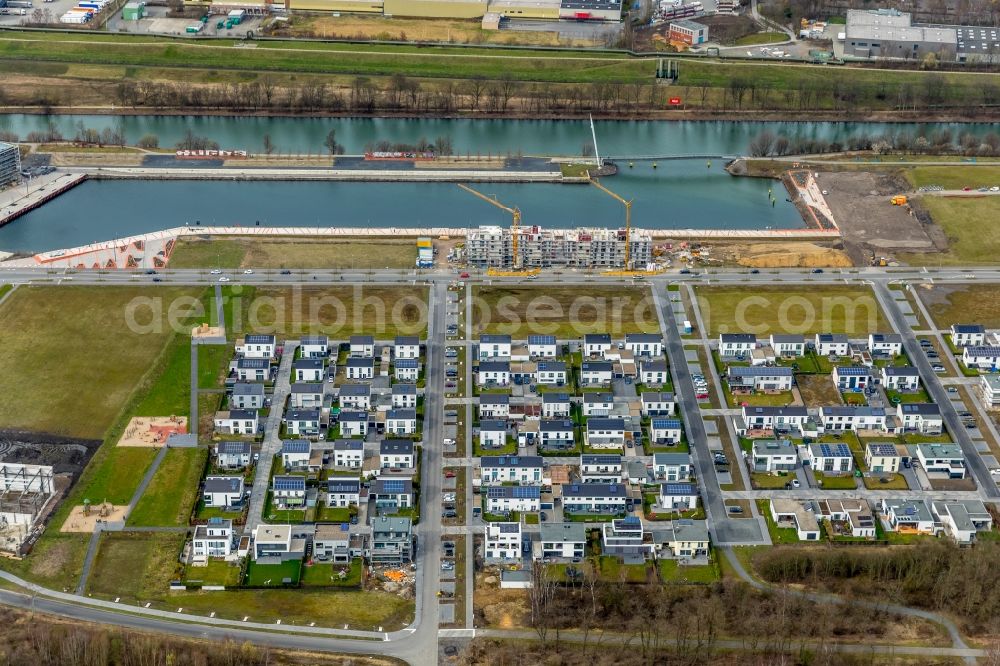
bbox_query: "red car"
[460,272,470,278]
[444,471,456,478]
[696,393,709,399]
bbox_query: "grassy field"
[0,532,89,591]
[901,197,1000,265]
[133,334,192,418]
[197,344,233,389]
[169,237,418,270]
[472,285,659,337]
[127,446,208,526]
[87,531,187,601]
[905,166,1000,190]
[733,32,787,45]
[182,559,242,586]
[0,286,204,438]
[657,558,721,583]
[301,558,363,587]
[695,285,888,336]
[245,559,301,586]
[72,446,159,506]
[920,284,1000,328]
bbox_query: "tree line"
[748,128,1000,157]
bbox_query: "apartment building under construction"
[466,225,652,269]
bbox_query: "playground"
[116,416,187,448]
[61,502,128,533]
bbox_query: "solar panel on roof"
[381,479,407,493]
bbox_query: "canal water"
[1,116,996,252]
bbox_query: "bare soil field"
[917,284,1000,328]
[796,374,843,406]
[0,430,101,476]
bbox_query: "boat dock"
[0,173,87,228]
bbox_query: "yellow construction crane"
[457,184,538,276]
[590,178,633,270]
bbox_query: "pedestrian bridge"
[602,154,739,162]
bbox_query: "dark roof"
[480,393,510,404]
[770,334,805,343]
[350,335,374,345]
[883,366,919,376]
[293,358,324,369]
[870,333,902,343]
[584,392,613,403]
[641,360,668,372]
[232,383,265,396]
[540,419,573,431]
[237,358,269,369]
[300,335,328,345]
[953,324,985,334]
[393,383,417,394]
[584,333,612,344]
[528,335,556,345]
[743,406,809,416]
[900,403,941,416]
[339,384,370,396]
[481,455,542,468]
[581,454,622,465]
[642,392,675,402]
[537,361,566,372]
[273,475,306,491]
[480,419,508,431]
[588,418,626,430]
[817,333,849,343]
[387,409,416,420]
[333,439,364,451]
[581,361,613,372]
[380,439,414,455]
[814,443,852,458]
[651,419,682,429]
[479,361,510,372]
[327,477,360,494]
[395,359,419,369]
[204,476,243,493]
[835,366,871,376]
[291,382,324,394]
[373,478,413,494]
[244,334,275,344]
[626,333,661,343]
[868,443,900,457]
[395,336,420,345]
[720,333,756,343]
[497,522,520,533]
[346,357,374,367]
[660,482,698,495]
[223,409,258,420]
[340,410,367,422]
[563,483,626,498]
[486,486,540,499]
[281,440,311,454]
[285,409,320,421]
[481,334,512,344]
[542,393,570,403]
[216,441,251,455]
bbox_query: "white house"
[486,485,541,514]
[484,522,523,562]
[981,374,1000,406]
[284,409,320,437]
[338,384,370,410]
[601,517,651,560]
[580,454,623,483]
[868,333,903,356]
[385,409,417,436]
[542,393,571,418]
[214,409,259,436]
[300,335,329,358]
[963,345,1000,370]
[882,366,920,391]
[392,384,417,409]
[750,439,797,472]
[653,520,710,558]
[202,476,244,509]
[650,418,682,445]
[727,366,794,391]
[932,500,993,544]
[236,334,276,360]
[339,411,368,438]
[372,477,414,509]
[580,361,613,385]
[479,393,510,419]
[584,333,613,358]
[653,452,691,481]
[235,358,269,382]
[583,392,614,417]
[326,477,361,507]
[806,443,854,474]
[818,406,887,432]
[349,335,375,358]
[586,418,627,449]
[641,392,675,417]
[770,499,821,541]
[833,365,872,390]
[562,482,627,514]
[718,333,756,357]
[527,334,558,359]
[293,358,325,383]
[480,455,543,485]
[380,439,415,469]
[951,324,986,348]
[332,439,364,468]
[658,482,699,511]
[639,360,669,385]
[230,382,265,410]
[290,383,324,409]
[625,333,663,358]
[480,334,512,360]
[477,360,510,386]
[539,419,574,450]
[537,522,586,560]
[215,441,252,470]
[817,499,877,538]
[478,420,509,449]
[394,336,420,360]
[897,403,942,434]
[770,334,806,357]
[536,361,568,386]
[880,498,936,534]
[815,333,849,357]
[192,518,234,559]
[346,357,375,380]
[915,443,966,479]
[280,439,312,470]
[740,406,810,434]
[394,359,420,382]
[252,524,301,562]
[865,442,903,473]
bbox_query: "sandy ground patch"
[736,242,852,268]
[117,416,187,447]
[47,153,145,167]
[192,324,224,339]
[61,504,129,533]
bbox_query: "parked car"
[442,510,457,518]
[444,471,456,478]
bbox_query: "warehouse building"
[287,0,383,11]
[844,9,957,61]
[557,0,621,21]
[383,0,487,18]
[0,142,20,188]
[467,224,652,269]
[668,19,708,45]
[489,0,560,19]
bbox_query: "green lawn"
[197,344,233,389]
[314,505,355,523]
[73,446,159,507]
[862,473,909,490]
[814,471,858,489]
[756,499,802,545]
[87,531,187,600]
[182,559,242,587]
[0,532,90,592]
[170,236,419,270]
[245,559,302,586]
[301,558,363,587]
[657,558,721,583]
[904,166,1000,190]
[901,197,1000,265]
[133,335,192,417]
[751,472,795,489]
[922,285,1000,329]
[597,556,650,583]
[128,447,208,526]
[732,32,787,45]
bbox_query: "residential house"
[230,382,265,410]
[641,392,675,417]
[479,393,510,419]
[536,361,568,386]
[580,454,623,483]
[484,522,523,562]
[394,336,420,360]
[385,409,417,435]
[192,517,234,559]
[272,475,306,509]
[625,333,663,358]
[719,333,757,357]
[338,384,371,411]
[394,359,420,382]
[477,360,510,386]
[280,439,312,470]
[562,483,627,514]
[865,442,903,473]
[750,345,777,367]
[326,477,360,507]
[880,498,935,535]
[537,522,586,560]
[349,335,375,358]
[252,524,305,562]
[214,409,259,435]
[833,365,872,390]
[215,441,252,470]
[962,345,1000,370]
[914,443,966,479]
[339,410,369,438]
[897,403,942,434]
[236,334,276,360]
[815,333,850,357]
[479,334,512,360]
[868,333,903,356]
[379,439,415,469]
[806,443,854,473]
[202,476,244,509]
[480,455,543,485]
[817,499,877,538]
[601,517,652,561]
[332,439,364,468]
[819,406,887,432]
[235,358,269,382]
[740,406,810,434]
[881,366,920,391]
[580,361,613,386]
[486,485,541,514]
[727,366,794,391]
[770,334,806,357]
[392,383,417,409]
[650,418,682,445]
[653,519,710,558]
[583,392,615,417]
[932,500,993,544]
[658,482,699,510]
[584,333,613,358]
[542,393,571,418]
[370,515,413,565]
[293,358,325,383]
[509,360,536,386]
[653,452,691,481]
[313,523,361,564]
[586,418,627,450]
[539,419,575,450]
[770,499,820,541]
[290,383,324,410]
[285,409,320,437]
[640,360,669,385]
[478,420,509,449]
[300,335,329,358]
[980,373,1000,406]
[750,439,797,472]
[951,324,986,348]
[371,477,414,509]
[346,357,375,380]
[527,334,558,359]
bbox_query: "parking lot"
[105,5,266,37]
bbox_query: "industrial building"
[467,224,652,269]
[0,463,56,555]
[844,9,958,61]
[191,0,620,20]
[668,19,708,45]
[0,142,20,188]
